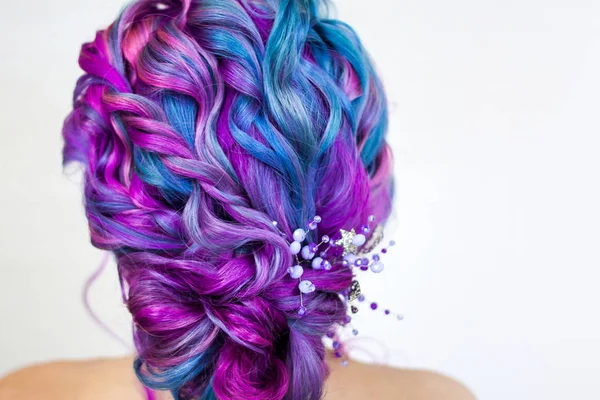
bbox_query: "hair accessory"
[274,214,404,366]
[275,215,325,315]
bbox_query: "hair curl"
[62,0,393,399]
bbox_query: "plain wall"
[1,1,599,399]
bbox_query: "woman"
[0,0,473,399]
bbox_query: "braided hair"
[62,0,393,399]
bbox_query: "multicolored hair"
[62,0,393,399]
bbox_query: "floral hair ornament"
[273,214,404,365]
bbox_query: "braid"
[62,1,392,399]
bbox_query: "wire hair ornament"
[273,214,404,366]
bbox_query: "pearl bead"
[289,241,301,254]
[298,280,316,294]
[344,254,357,264]
[311,257,323,269]
[372,254,380,261]
[272,221,278,227]
[370,261,384,273]
[301,245,315,260]
[389,240,396,246]
[361,224,370,234]
[321,235,329,243]
[307,221,318,230]
[368,215,375,222]
[352,234,366,246]
[313,215,322,223]
[297,306,307,316]
[341,360,349,367]
[288,264,304,279]
[397,314,404,320]
[322,260,332,270]
[293,228,306,242]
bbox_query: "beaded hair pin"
[273,214,403,366]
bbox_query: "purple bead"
[307,220,318,230]
[320,251,328,258]
[321,235,330,243]
[344,315,352,324]
[385,309,390,315]
[334,351,342,358]
[372,254,380,261]
[352,329,359,336]
[308,242,318,253]
[358,294,365,302]
[360,265,368,271]
[361,224,370,234]
[389,240,396,246]
[354,259,362,267]
[298,306,307,316]
[381,248,387,254]
[332,341,341,350]
[370,302,378,310]
[322,260,332,270]
[397,314,405,321]
[361,257,369,265]
[326,331,335,338]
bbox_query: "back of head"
[62,0,393,399]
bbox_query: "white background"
[1,1,599,399]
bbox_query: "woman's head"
[62,0,392,398]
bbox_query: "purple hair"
[62,0,393,399]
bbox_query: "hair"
[62,0,393,399]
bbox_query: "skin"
[0,354,475,400]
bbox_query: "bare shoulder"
[0,357,146,400]
[326,357,476,400]
[1,356,475,400]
